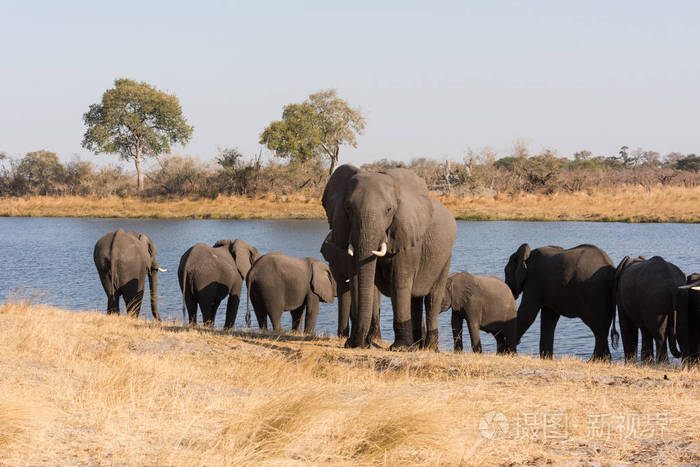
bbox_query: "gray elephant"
[614,255,687,363]
[505,243,616,360]
[93,229,165,320]
[321,165,457,350]
[246,252,336,335]
[674,273,700,364]
[320,232,382,343]
[440,272,517,354]
[178,239,260,329]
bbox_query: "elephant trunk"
[346,255,376,348]
[149,270,160,321]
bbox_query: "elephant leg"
[185,295,198,326]
[640,329,654,363]
[337,282,351,337]
[424,262,450,351]
[539,308,559,359]
[617,305,637,363]
[389,284,414,350]
[304,294,319,335]
[465,313,482,353]
[122,281,144,318]
[250,293,268,330]
[505,320,518,354]
[290,307,304,333]
[655,335,669,364]
[367,287,382,343]
[495,333,506,354]
[107,295,120,315]
[200,297,219,327]
[410,297,424,348]
[451,311,463,352]
[224,294,240,330]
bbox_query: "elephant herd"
[93,165,700,365]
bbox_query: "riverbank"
[1,185,699,222]
[1,302,698,465]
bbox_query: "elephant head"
[440,273,457,313]
[213,239,261,280]
[672,273,700,362]
[339,168,432,346]
[310,259,336,303]
[504,243,531,299]
[136,233,164,321]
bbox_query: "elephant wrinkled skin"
[322,164,457,351]
[246,252,336,335]
[505,243,616,360]
[178,239,260,329]
[615,255,686,363]
[441,272,517,354]
[93,228,163,320]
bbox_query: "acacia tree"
[259,89,365,175]
[82,78,193,190]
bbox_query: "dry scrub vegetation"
[2,185,700,222]
[1,302,699,465]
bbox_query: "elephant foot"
[589,352,611,363]
[423,329,439,352]
[344,337,370,349]
[388,341,416,352]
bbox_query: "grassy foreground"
[2,185,700,222]
[1,302,699,465]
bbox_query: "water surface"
[1,217,697,360]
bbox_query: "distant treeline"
[1,147,699,198]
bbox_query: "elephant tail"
[181,269,189,323]
[609,279,620,350]
[245,275,251,329]
[669,288,682,359]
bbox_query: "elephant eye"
[386,206,392,213]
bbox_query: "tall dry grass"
[2,185,699,222]
[1,301,699,465]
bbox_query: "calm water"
[1,217,698,359]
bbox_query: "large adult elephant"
[178,239,260,329]
[93,229,165,320]
[320,233,381,343]
[246,252,335,335]
[504,243,616,360]
[671,273,700,364]
[614,255,686,363]
[322,164,457,350]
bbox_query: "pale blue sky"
[1,0,699,166]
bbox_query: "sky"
[1,0,699,167]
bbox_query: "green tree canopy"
[259,89,365,175]
[16,150,67,195]
[82,78,194,190]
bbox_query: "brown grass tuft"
[1,301,699,465]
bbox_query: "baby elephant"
[178,239,260,329]
[246,252,336,335]
[441,272,518,353]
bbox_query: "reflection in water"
[1,217,698,360]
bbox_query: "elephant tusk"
[371,242,387,257]
[158,267,167,272]
[693,286,700,291]
[347,244,354,256]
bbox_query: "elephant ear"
[212,239,232,249]
[322,164,359,246]
[137,234,155,264]
[385,169,432,254]
[311,260,335,303]
[231,239,260,280]
[687,273,700,285]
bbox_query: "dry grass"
[2,185,700,222]
[1,301,699,465]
